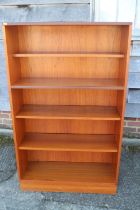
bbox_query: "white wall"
[91,0,140,39]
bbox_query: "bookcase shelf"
[3,22,131,194]
[13,52,124,58]
[19,133,117,152]
[16,105,121,120]
[11,78,124,90]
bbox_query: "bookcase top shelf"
[3,22,132,26]
[11,78,124,90]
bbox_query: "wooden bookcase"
[3,22,131,194]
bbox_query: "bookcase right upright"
[3,22,132,194]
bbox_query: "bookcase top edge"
[3,22,132,26]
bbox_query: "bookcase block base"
[20,182,117,194]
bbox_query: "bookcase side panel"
[3,25,26,178]
[115,25,132,182]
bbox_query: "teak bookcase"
[3,22,131,194]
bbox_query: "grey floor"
[0,144,140,210]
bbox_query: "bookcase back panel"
[22,89,117,106]
[19,58,119,79]
[17,25,122,53]
[25,119,115,134]
[27,150,114,163]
